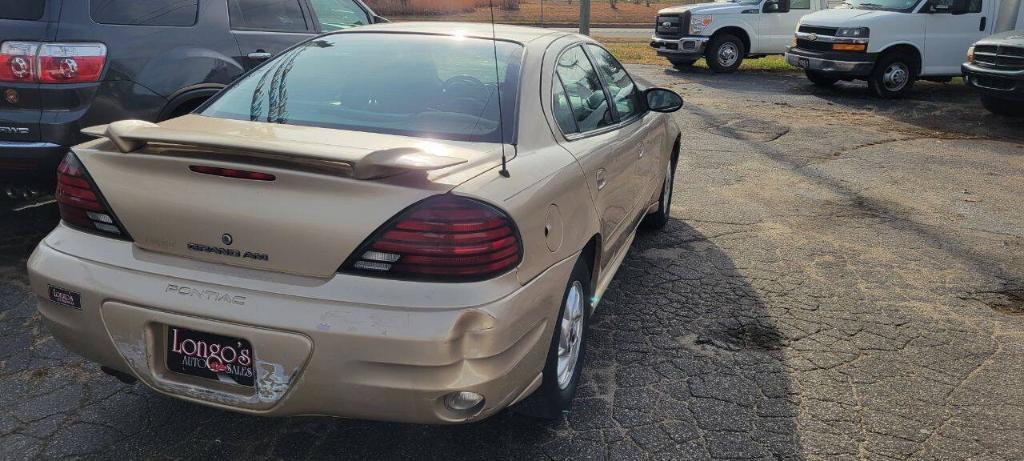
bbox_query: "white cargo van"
[785,0,1024,97]
[650,0,832,73]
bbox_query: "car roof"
[333,21,571,45]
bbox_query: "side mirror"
[764,0,790,13]
[372,15,390,23]
[645,88,683,113]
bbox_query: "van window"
[791,0,812,9]
[0,1,45,20]
[229,0,309,32]
[925,0,982,12]
[90,0,199,26]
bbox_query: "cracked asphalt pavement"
[2,67,1022,460]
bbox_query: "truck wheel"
[980,95,1024,116]
[868,53,915,98]
[705,34,745,73]
[805,70,838,87]
[669,57,698,69]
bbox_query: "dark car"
[0,0,383,194]
[963,31,1024,116]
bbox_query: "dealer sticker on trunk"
[48,285,82,310]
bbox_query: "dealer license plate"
[166,326,255,387]
[797,57,810,69]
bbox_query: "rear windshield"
[0,1,45,20]
[200,33,524,143]
[90,0,199,27]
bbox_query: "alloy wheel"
[556,281,585,390]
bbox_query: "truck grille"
[798,25,839,36]
[795,39,833,52]
[655,12,689,39]
[973,44,1024,70]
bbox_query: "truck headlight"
[690,15,712,34]
[835,27,870,38]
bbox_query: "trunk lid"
[0,0,59,143]
[75,115,505,278]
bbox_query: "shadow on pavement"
[0,220,800,459]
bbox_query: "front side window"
[555,46,613,134]
[791,0,812,9]
[310,0,370,32]
[229,0,308,32]
[201,34,523,143]
[841,0,919,11]
[586,45,642,121]
[922,0,982,12]
[90,0,198,26]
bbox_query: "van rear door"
[0,0,59,144]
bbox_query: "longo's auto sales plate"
[166,327,255,387]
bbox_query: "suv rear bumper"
[0,141,66,181]
[651,35,709,59]
[962,62,1024,100]
[786,47,876,77]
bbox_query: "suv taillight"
[0,41,106,83]
[342,195,522,281]
[56,153,130,239]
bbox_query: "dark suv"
[0,0,382,191]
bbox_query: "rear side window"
[229,0,309,32]
[90,0,199,26]
[0,1,45,20]
[555,46,613,133]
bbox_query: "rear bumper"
[785,47,876,77]
[28,225,572,424]
[650,35,709,58]
[962,62,1024,100]
[0,141,66,180]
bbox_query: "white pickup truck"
[650,0,832,72]
[786,0,1024,97]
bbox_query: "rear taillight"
[0,41,106,83]
[342,195,522,281]
[56,153,130,239]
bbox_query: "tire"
[980,94,1024,116]
[669,58,698,70]
[805,70,838,87]
[514,258,591,419]
[642,159,676,230]
[868,52,916,98]
[705,34,745,73]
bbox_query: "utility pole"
[579,0,591,35]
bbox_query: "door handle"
[596,168,607,191]
[247,51,273,60]
[980,16,987,31]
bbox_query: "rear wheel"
[642,160,676,230]
[515,258,591,419]
[868,53,916,98]
[980,95,1024,116]
[669,57,698,70]
[705,34,745,73]
[805,70,838,87]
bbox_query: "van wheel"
[514,258,591,419]
[669,58,698,69]
[805,70,838,87]
[868,53,915,98]
[980,95,1024,116]
[705,34,745,73]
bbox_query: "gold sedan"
[28,22,683,423]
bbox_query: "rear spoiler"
[81,120,467,180]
